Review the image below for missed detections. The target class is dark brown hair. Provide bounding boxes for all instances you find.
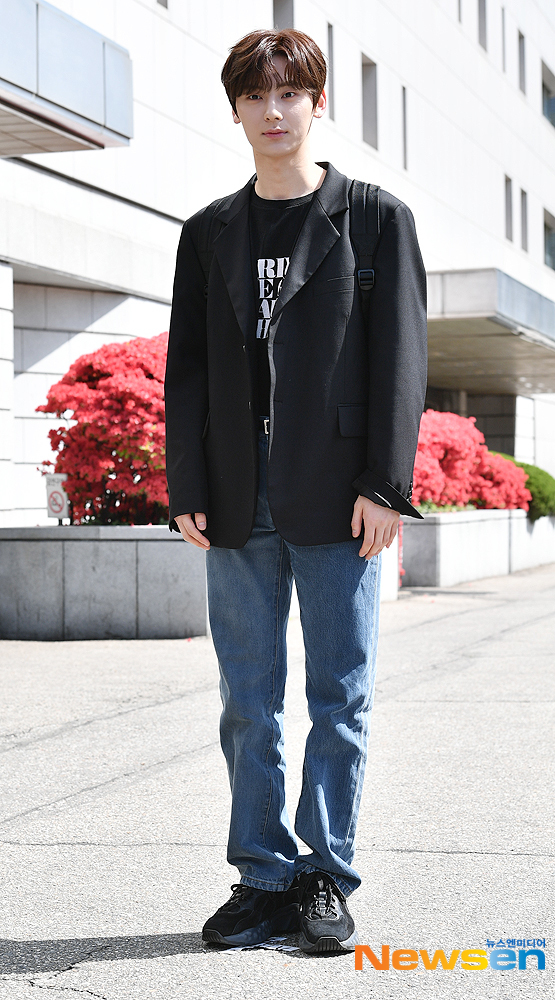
[221,29,327,113]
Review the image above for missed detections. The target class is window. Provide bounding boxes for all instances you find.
[545,210,555,269]
[362,56,377,148]
[327,24,335,121]
[402,86,407,169]
[521,190,528,251]
[478,0,487,50]
[505,176,513,241]
[273,0,294,29]
[501,8,506,71]
[542,62,555,127]
[518,32,526,93]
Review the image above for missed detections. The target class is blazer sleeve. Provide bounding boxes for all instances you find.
[164,221,209,528]
[352,200,427,519]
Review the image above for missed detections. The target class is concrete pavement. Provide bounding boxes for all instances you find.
[0,562,554,999]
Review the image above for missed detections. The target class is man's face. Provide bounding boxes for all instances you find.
[233,54,325,158]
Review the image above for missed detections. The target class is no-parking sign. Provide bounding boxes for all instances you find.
[46,474,69,519]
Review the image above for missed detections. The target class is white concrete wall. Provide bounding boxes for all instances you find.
[0,265,15,523]
[514,394,536,464]
[9,285,170,527]
[533,393,555,477]
[10,0,555,302]
[514,393,555,476]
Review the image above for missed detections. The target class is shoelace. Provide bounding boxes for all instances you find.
[305,878,342,921]
[221,884,254,911]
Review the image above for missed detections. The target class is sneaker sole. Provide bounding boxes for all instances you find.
[298,929,360,954]
[202,903,299,947]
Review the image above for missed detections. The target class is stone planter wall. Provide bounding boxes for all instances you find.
[0,526,207,641]
[509,510,555,573]
[402,509,555,588]
[0,523,399,642]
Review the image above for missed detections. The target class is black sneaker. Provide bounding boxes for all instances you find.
[298,870,359,953]
[202,883,301,947]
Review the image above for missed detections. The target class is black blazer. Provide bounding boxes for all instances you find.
[165,162,427,548]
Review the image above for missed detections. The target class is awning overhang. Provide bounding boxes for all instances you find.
[0,0,133,156]
[427,268,555,394]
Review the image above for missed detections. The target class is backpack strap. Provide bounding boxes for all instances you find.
[349,179,380,319]
[196,197,227,298]
[198,182,381,307]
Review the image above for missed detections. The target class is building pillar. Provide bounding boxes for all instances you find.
[514,396,535,465]
[466,394,516,454]
[0,264,14,527]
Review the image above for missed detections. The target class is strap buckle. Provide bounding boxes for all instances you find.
[263,418,270,435]
[357,268,375,291]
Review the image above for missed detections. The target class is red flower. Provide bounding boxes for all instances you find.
[412,410,531,510]
[37,333,169,524]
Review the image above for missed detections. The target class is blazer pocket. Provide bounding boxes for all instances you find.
[201,411,210,439]
[338,404,368,437]
[313,275,355,296]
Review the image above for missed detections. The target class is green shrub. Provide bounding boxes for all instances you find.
[492,454,555,522]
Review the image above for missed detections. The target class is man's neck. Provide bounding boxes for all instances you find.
[253,153,326,200]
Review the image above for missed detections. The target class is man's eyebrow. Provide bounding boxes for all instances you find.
[242,78,302,94]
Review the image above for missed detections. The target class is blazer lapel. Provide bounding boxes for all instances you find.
[272,201,339,319]
[210,163,351,336]
[212,178,255,343]
[272,162,350,320]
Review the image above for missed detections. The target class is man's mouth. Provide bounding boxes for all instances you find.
[264,129,287,135]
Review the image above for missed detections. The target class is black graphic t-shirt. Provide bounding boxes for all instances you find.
[249,188,314,417]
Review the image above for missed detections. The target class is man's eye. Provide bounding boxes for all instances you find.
[247,94,261,100]
[282,91,296,98]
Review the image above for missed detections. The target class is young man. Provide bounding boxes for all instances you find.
[165,28,427,953]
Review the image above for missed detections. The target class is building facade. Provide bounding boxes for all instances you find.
[1,0,555,525]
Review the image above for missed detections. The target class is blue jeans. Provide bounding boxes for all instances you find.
[205,433,381,896]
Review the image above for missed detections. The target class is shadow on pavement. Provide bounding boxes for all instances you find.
[0,932,206,974]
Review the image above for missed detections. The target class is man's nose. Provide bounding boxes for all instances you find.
[264,100,282,121]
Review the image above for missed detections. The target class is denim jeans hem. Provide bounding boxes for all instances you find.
[295,862,354,898]
[239,875,292,892]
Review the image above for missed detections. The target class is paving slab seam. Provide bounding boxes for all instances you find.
[0,685,220,757]
[355,847,555,857]
[389,585,555,635]
[377,608,555,696]
[396,698,555,703]
[391,607,555,661]
[0,740,220,827]
[0,840,227,848]
[0,842,551,856]
[380,599,510,637]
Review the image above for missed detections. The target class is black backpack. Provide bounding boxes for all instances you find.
[196,179,380,321]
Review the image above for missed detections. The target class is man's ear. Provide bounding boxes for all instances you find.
[232,109,241,124]
[313,89,327,119]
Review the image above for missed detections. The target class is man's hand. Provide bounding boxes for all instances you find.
[174,513,210,550]
[351,495,400,559]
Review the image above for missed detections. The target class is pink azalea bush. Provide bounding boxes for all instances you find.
[412,410,531,510]
[37,333,169,524]
[38,339,531,525]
